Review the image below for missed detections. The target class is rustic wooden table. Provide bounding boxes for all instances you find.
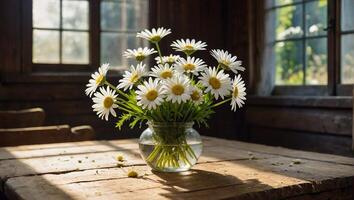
[0,136,353,200]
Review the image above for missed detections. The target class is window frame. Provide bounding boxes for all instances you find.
[259,0,353,96]
[22,0,149,74]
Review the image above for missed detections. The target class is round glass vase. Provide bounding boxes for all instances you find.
[138,122,203,172]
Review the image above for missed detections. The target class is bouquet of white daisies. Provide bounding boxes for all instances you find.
[85,27,246,127]
[85,27,246,170]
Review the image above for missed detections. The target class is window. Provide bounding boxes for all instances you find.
[32,0,89,64]
[30,0,149,70]
[263,0,354,95]
[266,0,328,85]
[341,0,354,84]
[100,0,148,69]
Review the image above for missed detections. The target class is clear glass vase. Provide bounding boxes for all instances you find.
[138,122,203,172]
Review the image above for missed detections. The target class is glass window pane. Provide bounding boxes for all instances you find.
[306,38,327,85]
[305,0,327,36]
[62,0,89,30]
[341,0,354,31]
[62,31,89,64]
[101,2,123,31]
[276,5,303,40]
[266,0,302,8]
[33,30,60,63]
[101,33,125,67]
[33,0,60,28]
[125,0,149,30]
[341,34,354,84]
[275,41,304,85]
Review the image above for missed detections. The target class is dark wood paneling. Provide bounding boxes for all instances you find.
[248,96,352,109]
[0,0,21,74]
[249,127,353,156]
[246,106,352,136]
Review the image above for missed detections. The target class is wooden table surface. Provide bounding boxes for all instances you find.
[0,136,354,200]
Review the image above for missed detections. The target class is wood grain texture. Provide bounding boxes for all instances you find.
[0,108,45,128]
[246,106,352,136]
[0,125,96,147]
[0,137,353,200]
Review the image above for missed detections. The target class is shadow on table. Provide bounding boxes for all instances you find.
[150,169,270,199]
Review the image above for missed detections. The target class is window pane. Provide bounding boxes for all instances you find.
[275,41,304,85]
[341,34,354,84]
[101,33,125,67]
[276,5,303,40]
[305,0,327,36]
[62,0,89,30]
[265,0,302,8]
[62,31,89,64]
[33,0,60,28]
[341,0,354,31]
[33,30,60,63]
[125,0,149,30]
[101,2,123,31]
[306,38,327,85]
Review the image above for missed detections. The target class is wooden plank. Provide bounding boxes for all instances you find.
[203,136,354,166]
[352,89,354,152]
[0,125,72,147]
[0,145,274,181]
[246,106,352,136]
[0,141,138,160]
[0,107,45,128]
[247,96,353,109]
[4,156,354,200]
[0,139,136,153]
[0,0,21,74]
[248,127,353,156]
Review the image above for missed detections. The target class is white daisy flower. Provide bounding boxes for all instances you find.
[155,54,180,65]
[230,74,246,111]
[150,63,175,80]
[123,47,157,62]
[136,78,165,110]
[199,67,232,100]
[85,63,110,97]
[137,27,171,43]
[175,56,207,75]
[190,86,204,105]
[171,39,207,55]
[117,63,148,91]
[92,86,118,121]
[210,49,245,74]
[162,75,192,104]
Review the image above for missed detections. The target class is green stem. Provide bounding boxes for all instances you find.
[216,63,221,71]
[212,98,231,108]
[154,42,164,64]
[104,81,129,99]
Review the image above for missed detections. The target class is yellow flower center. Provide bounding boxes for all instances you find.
[184,63,195,71]
[146,90,158,101]
[233,87,239,97]
[220,60,231,69]
[184,45,194,50]
[96,75,105,85]
[167,58,175,63]
[191,90,201,101]
[209,77,221,89]
[160,70,173,79]
[130,73,139,83]
[103,97,114,108]
[171,84,185,95]
[136,53,145,61]
[150,35,161,43]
